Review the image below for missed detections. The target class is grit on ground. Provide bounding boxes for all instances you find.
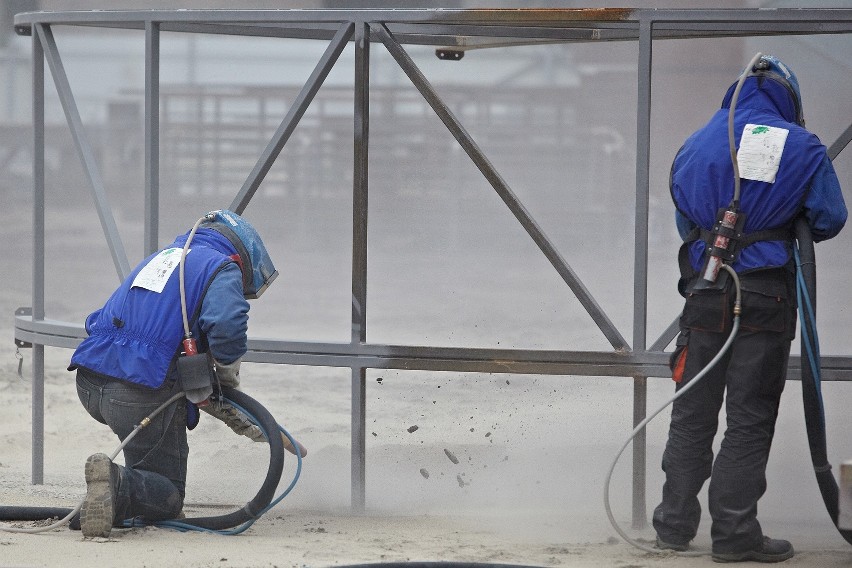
[1,204,851,566]
[1,347,851,567]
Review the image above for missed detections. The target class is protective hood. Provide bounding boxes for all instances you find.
[721,54,804,126]
[198,210,278,299]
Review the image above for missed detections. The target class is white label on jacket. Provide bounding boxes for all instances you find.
[131,247,186,293]
[737,124,789,183]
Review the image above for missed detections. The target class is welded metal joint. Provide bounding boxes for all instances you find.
[14,308,32,349]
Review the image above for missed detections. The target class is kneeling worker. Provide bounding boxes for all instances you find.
[69,209,306,537]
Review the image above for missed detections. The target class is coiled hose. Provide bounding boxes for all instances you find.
[169,386,285,531]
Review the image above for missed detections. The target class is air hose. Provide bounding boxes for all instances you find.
[147,390,303,536]
[793,218,852,546]
[605,52,754,556]
[606,224,852,555]
[0,386,296,535]
[0,391,184,534]
[604,264,741,556]
[160,385,285,531]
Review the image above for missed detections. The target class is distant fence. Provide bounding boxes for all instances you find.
[156,84,628,199]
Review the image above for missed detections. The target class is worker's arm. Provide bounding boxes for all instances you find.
[803,154,847,242]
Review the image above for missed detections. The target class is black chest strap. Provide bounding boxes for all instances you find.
[678,224,792,292]
[684,225,792,250]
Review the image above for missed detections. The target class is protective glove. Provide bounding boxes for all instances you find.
[213,357,241,389]
[208,356,308,456]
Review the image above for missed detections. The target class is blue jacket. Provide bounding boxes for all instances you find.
[672,75,846,273]
[69,229,250,389]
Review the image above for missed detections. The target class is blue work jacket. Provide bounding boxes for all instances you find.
[69,229,250,389]
[672,76,846,273]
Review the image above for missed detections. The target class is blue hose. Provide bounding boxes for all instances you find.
[146,398,303,535]
[794,245,826,425]
[123,392,302,535]
[793,218,852,545]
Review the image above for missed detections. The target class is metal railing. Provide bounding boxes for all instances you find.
[12,8,852,528]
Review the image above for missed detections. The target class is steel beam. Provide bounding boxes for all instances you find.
[30,29,45,486]
[350,21,370,513]
[16,313,852,381]
[373,22,629,351]
[230,21,355,214]
[828,122,852,162]
[35,24,131,281]
[628,16,654,529]
[144,21,160,255]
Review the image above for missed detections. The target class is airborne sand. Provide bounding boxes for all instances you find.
[1,205,850,567]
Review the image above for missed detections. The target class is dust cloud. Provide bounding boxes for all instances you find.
[1,10,850,561]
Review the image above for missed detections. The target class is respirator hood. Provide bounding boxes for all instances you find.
[723,54,804,126]
[199,210,278,299]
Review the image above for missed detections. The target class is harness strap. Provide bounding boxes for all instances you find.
[678,224,793,291]
[697,226,792,247]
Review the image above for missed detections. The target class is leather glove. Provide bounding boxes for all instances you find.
[207,357,308,455]
[213,357,241,389]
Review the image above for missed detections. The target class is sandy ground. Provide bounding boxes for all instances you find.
[2,9,852,567]
[2,200,852,567]
[1,353,851,568]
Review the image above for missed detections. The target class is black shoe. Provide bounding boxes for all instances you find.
[712,536,794,563]
[80,453,120,538]
[655,536,689,552]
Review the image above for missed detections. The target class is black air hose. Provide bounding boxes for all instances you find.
[0,386,284,532]
[0,507,74,522]
[794,217,852,545]
[175,385,284,530]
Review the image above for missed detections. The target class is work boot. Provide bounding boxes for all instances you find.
[655,536,690,552]
[712,536,794,563]
[80,453,120,538]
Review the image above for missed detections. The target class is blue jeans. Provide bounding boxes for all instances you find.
[76,369,188,524]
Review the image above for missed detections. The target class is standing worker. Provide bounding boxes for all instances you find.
[68,209,305,538]
[653,55,846,563]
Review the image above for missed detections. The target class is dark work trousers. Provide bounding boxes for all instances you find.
[652,268,796,554]
[76,368,188,525]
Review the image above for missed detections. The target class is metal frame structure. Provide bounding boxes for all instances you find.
[12,8,852,527]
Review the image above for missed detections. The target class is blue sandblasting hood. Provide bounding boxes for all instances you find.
[199,209,278,299]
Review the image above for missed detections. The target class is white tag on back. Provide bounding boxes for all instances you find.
[737,124,789,183]
[131,247,185,293]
